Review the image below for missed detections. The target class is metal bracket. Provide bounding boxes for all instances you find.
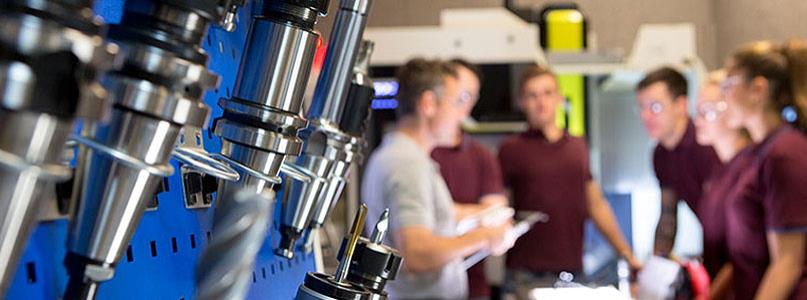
[173,127,240,182]
[0,148,72,181]
[213,154,282,185]
[180,166,213,209]
[280,161,328,184]
[69,135,174,177]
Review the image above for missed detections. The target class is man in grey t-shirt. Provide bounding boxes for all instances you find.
[361,58,513,299]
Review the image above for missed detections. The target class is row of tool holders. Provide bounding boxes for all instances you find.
[0,0,402,299]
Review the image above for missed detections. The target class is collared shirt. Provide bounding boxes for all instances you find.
[432,134,504,298]
[361,131,467,299]
[698,146,753,278]
[726,125,807,299]
[653,119,721,215]
[499,129,592,273]
[432,134,504,204]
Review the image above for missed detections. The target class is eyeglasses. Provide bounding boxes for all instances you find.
[637,100,665,115]
[720,75,744,95]
[456,90,478,107]
[697,101,728,122]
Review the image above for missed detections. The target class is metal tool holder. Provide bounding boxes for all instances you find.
[295,205,371,300]
[307,39,376,241]
[64,0,232,297]
[277,0,374,259]
[3,1,323,299]
[0,0,119,297]
[296,206,401,300]
[337,209,402,300]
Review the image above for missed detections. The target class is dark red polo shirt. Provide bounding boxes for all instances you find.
[432,134,504,204]
[698,146,753,278]
[726,125,807,300]
[653,120,721,215]
[432,134,504,298]
[498,129,592,273]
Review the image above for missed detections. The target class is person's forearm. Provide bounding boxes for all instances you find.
[399,228,490,273]
[654,189,678,256]
[653,221,675,256]
[442,228,491,260]
[754,258,802,300]
[453,203,481,222]
[756,232,807,300]
[454,197,505,223]
[709,264,733,300]
[479,194,507,208]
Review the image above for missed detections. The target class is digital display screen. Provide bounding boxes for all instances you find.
[371,78,399,110]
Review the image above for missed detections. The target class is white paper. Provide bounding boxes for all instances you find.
[636,256,681,300]
[530,286,630,300]
[455,206,514,235]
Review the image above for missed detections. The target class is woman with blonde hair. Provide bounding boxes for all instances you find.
[693,70,753,299]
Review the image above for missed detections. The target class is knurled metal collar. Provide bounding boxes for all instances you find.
[266,0,327,21]
[214,119,304,155]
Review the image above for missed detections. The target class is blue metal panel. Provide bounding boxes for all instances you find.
[5,1,316,299]
[5,221,69,300]
[582,192,632,285]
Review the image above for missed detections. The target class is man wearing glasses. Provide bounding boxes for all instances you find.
[431,59,508,300]
[635,67,721,258]
[362,58,514,299]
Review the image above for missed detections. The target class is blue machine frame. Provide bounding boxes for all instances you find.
[5,1,316,299]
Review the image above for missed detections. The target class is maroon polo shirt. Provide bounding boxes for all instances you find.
[432,134,504,204]
[698,146,753,278]
[432,134,504,298]
[726,125,807,300]
[499,129,592,273]
[653,120,721,215]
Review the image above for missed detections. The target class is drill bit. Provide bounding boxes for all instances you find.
[370,209,389,244]
[335,203,367,283]
[195,189,272,300]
